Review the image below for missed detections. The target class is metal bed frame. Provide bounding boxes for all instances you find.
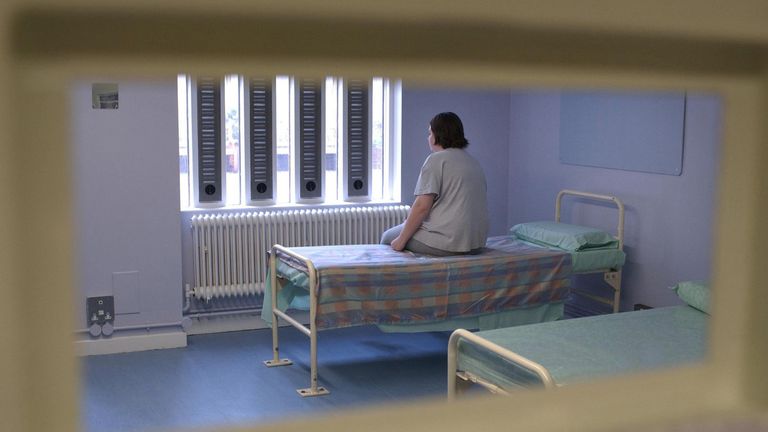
[445,190,625,400]
[447,306,707,400]
[447,328,555,400]
[554,189,625,314]
[263,189,624,397]
[263,244,329,397]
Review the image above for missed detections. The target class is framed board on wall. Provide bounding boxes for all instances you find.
[559,91,686,176]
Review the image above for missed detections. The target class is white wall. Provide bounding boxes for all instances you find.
[71,79,185,351]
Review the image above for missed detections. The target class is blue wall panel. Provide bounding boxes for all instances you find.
[559,91,686,176]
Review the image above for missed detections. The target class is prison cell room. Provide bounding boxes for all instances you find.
[73,79,720,432]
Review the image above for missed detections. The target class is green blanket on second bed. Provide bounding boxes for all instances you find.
[457,305,707,389]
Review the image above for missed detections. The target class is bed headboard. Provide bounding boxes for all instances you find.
[555,190,625,249]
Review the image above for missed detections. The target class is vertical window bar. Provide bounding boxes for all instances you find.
[276,76,292,204]
[324,77,340,202]
[246,77,275,202]
[295,78,324,201]
[371,78,383,200]
[388,79,403,203]
[344,79,371,200]
[178,74,191,209]
[381,78,391,201]
[196,77,223,204]
[224,75,241,206]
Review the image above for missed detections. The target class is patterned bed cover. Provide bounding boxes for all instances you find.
[265,236,572,329]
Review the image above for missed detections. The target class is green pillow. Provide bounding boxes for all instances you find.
[510,221,618,252]
[671,280,710,314]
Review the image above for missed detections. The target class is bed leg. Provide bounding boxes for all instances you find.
[604,270,622,313]
[296,327,329,397]
[296,263,329,397]
[264,250,292,368]
[447,329,469,401]
[263,317,293,367]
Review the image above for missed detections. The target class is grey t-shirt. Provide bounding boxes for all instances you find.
[411,148,489,252]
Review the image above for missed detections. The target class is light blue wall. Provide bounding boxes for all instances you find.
[71,79,183,336]
[71,81,720,342]
[507,90,720,310]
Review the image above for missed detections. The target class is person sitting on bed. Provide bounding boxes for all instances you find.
[381,111,489,256]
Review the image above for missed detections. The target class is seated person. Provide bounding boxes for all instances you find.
[381,112,488,256]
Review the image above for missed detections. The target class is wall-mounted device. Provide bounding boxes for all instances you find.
[86,296,115,337]
[92,83,119,109]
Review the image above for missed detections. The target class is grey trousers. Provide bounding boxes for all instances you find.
[380,223,480,257]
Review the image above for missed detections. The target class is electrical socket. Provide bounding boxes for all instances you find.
[86,296,115,326]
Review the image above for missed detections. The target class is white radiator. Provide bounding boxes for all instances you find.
[190,205,409,300]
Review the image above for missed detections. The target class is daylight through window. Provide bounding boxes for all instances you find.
[178,75,402,209]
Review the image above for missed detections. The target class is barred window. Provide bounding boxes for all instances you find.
[178,75,401,209]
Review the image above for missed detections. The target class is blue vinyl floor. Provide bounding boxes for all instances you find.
[81,326,451,432]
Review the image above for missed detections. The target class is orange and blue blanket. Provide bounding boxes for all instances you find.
[265,236,572,329]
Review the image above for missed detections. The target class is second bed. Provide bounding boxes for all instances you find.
[447,281,710,398]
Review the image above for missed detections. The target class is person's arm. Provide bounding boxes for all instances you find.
[391,193,435,251]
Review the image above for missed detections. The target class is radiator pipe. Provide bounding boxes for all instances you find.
[182,283,193,313]
[184,308,263,320]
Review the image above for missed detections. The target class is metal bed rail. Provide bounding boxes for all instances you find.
[263,244,330,397]
[447,329,555,401]
[555,189,625,249]
[555,189,625,313]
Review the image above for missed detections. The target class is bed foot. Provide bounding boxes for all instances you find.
[264,358,293,367]
[603,271,620,291]
[603,270,622,313]
[297,386,330,397]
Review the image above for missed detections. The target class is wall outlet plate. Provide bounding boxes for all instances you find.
[86,296,115,325]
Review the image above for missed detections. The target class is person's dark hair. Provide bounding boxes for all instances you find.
[429,112,469,149]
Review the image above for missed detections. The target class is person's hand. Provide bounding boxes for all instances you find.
[391,236,407,251]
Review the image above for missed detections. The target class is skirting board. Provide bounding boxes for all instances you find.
[75,312,311,354]
[75,331,187,356]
